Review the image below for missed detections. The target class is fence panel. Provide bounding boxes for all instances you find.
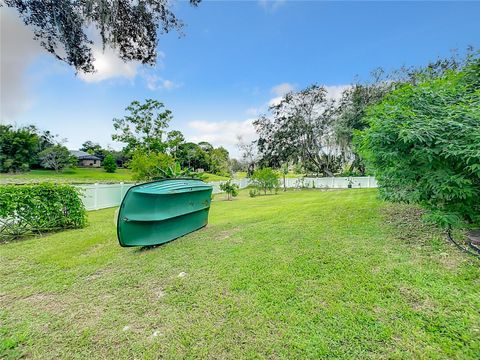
[76,177,378,211]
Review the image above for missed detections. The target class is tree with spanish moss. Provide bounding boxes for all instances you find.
[3,0,201,73]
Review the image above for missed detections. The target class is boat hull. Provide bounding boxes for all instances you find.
[117,179,213,247]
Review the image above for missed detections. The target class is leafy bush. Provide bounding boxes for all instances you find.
[129,150,203,181]
[102,154,117,173]
[356,58,480,227]
[219,180,239,200]
[129,151,175,180]
[250,168,280,195]
[0,183,87,241]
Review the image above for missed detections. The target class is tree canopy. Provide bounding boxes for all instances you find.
[4,0,201,73]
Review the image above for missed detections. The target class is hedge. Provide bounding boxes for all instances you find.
[0,183,87,241]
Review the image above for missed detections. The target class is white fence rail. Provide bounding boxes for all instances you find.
[76,176,377,211]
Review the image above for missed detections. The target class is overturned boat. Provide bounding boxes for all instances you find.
[117,179,213,247]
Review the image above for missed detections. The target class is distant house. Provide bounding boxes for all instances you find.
[70,150,101,167]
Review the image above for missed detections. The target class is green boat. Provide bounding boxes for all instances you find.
[117,179,213,247]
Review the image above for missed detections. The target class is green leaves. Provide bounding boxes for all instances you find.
[112,99,173,154]
[250,168,280,195]
[219,180,239,200]
[102,154,117,173]
[0,183,87,241]
[356,58,480,227]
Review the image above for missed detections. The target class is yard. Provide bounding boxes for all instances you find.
[1,189,479,359]
[0,168,230,184]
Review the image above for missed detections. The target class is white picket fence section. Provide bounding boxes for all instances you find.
[76,176,377,211]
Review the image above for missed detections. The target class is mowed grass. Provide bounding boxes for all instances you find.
[0,168,229,184]
[1,189,479,359]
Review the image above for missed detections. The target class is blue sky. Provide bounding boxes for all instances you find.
[1,1,479,157]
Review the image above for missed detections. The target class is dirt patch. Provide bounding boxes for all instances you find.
[213,227,240,241]
[398,286,436,313]
[383,204,443,244]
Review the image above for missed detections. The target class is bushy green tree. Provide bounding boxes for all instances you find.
[80,141,108,160]
[176,142,209,170]
[250,168,280,195]
[356,58,480,226]
[112,99,173,154]
[0,125,40,173]
[38,145,75,172]
[209,147,231,176]
[219,180,239,200]
[102,154,117,173]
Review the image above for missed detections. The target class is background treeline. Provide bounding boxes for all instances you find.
[0,100,239,177]
[246,49,479,226]
[251,49,478,178]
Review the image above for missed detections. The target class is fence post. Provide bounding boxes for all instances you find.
[94,183,99,210]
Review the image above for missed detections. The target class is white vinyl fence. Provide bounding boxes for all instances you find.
[76,176,377,211]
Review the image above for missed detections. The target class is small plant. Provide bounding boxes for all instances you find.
[250,168,279,195]
[219,180,239,200]
[347,178,354,188]
[249,188,258,197]
[102,154,117,173]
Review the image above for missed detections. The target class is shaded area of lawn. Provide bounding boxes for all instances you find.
[0,168,229,184]
[1,189,479,359]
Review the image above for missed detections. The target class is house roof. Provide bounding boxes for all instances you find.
[69,150,101,160]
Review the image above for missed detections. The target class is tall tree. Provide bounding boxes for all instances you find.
[3,0,201,73]
[112,99,172,154]
[254,85,338,176]
[38,144,74,172]
[236,135,257,176]
[80,140,107,160]
[0,125,40,173]
[209,147,230,176]
[176,142,209,171]
[166,130,185,156]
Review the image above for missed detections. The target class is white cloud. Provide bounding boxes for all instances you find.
[258,0,286,12]
[268,96,283,107]
[271,82,295,96]
[185,119,257,156]
[144,73,181,91]
[0,8,44,122]
[324,84,351,101]
[266,82,296,108]
[78,46,139,83]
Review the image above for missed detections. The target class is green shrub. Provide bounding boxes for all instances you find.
[102,154,117,173]
[356,58,480,227]
[219,180,239,200]
[0,183,87,241]
[250,168,280,195]
[129,150,202,181]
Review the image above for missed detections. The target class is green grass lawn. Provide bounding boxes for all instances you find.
[1,189,479,359]
[0,168,229,184]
